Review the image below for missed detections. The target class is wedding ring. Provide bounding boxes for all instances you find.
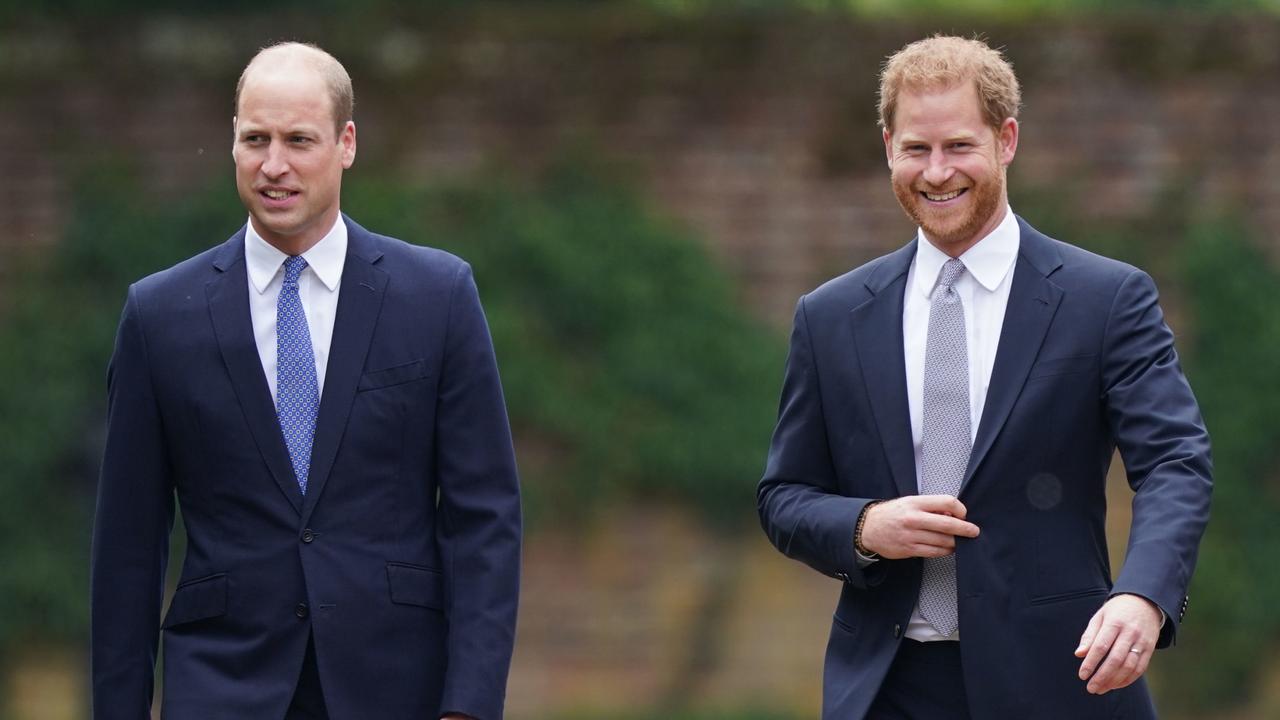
[1129,647,1143,654]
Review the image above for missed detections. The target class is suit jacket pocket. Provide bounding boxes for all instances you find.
[386,561,444,610]
[1028,585,1110,606]
[358,359,429,392]
[831,612,858,636]
[161,572,228,629]
[1026,354,1097,381]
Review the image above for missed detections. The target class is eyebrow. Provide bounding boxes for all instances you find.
[896,132,982,146]
[237,125,322,138]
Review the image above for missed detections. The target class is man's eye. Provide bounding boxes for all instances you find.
[290,136,312,144]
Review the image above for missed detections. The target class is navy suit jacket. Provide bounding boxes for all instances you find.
[757,218,1211,719]
[91,216,522,719]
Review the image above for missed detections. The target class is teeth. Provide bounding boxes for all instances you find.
[924,189,962,202]
[264,189,292,200]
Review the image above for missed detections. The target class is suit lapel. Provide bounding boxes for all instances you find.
[206,231,303,515]
[850,241,919,498]
[961,219,1064,493]
[300,217,388,524]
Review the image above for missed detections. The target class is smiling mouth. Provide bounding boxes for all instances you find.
[922,188,966,202]
[261,189,297,200]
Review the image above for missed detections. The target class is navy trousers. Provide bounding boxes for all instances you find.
[866,639,973,720]
[285,634,329,720]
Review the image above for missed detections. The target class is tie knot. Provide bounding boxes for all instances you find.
[936,258,966,292]
[282,256,308,285]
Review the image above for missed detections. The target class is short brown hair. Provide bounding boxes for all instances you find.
[235,41,354,139]
[878,35,1020,134]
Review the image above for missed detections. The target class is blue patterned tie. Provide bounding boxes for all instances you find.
[918,258,971,637]
[276,256,319,494]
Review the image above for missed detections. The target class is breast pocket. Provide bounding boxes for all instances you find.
[342,361,433,483]
[357,359,430,392]
[1026,354,1097,382]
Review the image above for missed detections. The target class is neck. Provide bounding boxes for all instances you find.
[252,211,340,256]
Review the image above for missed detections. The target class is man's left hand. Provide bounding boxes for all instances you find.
[1074,593,1162,694]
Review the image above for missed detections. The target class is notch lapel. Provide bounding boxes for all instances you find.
[300,218,388,524]
[850,242,918,499]
[961,220,1064,493]
[206,232,303,515]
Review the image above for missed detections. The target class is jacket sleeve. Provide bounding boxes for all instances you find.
[757,295,886,590]
[434,263,522,720]
[1102,269,1212,648]
[90,284,176,718]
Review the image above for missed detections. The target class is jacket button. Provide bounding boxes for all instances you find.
[301,529,315,543]
[893,624,902,638]
[295,603,309,619]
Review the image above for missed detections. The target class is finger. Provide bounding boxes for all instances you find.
[1075,608,1104,659]
[1087,629,1139,694]
[1086,642,1128,694]
[913,494,968,518]
[1111,644,1146,691]
[915,514,981,538]
[909,542,956,558]
[1121,641,1153,690]
[906,529,965,553]
[1078,622,1118,680]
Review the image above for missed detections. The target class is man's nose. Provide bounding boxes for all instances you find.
[261,141,290,178]
[922,149,954,187]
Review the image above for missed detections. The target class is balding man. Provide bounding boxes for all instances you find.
[91,42,521,720]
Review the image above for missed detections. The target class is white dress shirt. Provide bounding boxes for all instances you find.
[244,216,346,406]
[901,206,1020,641]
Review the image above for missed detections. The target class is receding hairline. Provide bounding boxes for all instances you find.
[234,42,354,136]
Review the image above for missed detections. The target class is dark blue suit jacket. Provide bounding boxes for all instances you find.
[91,216,522,719]
[757,218,1211,719]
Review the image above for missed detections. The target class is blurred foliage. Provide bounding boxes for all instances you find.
[639,0,1280,15]
[0,163,225,661]
[0,152,781,670]
[10,0,1280,22]
[346,155,783,531]
[1154,220,1280,715]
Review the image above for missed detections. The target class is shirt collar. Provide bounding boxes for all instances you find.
[912,205,1020,298]
[244,214,348,294]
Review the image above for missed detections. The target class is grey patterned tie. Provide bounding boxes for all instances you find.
[918,258,971,637]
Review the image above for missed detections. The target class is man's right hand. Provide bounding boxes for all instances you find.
[859,495,980,559]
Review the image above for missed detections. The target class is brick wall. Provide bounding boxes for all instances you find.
[5,13,1278,325]
[2,10,1274,717]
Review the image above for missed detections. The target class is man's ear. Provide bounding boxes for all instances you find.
[340,121,357,169]
[883,128,894,169]
[998,117,1019,166]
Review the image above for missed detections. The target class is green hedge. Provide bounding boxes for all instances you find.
[345,156,782,530]
[1153,220,1280,715]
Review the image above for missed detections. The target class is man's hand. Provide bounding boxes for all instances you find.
[1074,594,1163,694]
[858,495,980,560]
